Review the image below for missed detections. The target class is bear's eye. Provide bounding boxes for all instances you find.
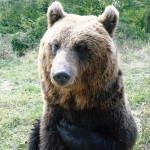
[75,43,87,53]
[74,42,89,60]
[51,44,60,56]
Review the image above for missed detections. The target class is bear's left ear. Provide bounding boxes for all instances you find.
[47,1,66,28]
[98,5,119,37]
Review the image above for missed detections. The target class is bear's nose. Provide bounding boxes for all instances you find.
[53,72,71,85]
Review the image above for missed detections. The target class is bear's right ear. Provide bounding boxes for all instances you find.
[47,1,66,28]
[98,5,119,37]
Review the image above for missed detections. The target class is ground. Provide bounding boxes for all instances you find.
[0,37,149,150]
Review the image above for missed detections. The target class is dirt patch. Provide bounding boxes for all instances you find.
[0,81,14,91]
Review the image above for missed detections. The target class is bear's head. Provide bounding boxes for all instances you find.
[39,1,119,109]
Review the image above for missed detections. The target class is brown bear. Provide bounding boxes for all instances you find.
[29,1,137,150]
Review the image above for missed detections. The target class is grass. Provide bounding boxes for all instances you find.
[0,51,42,149]
[117,39,150,150]
[0,39,150,150]
[118,39,150,106]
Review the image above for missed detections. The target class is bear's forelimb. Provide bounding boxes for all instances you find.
[57,121,105,150]
[28,119,40,150]
[57,121,132,150]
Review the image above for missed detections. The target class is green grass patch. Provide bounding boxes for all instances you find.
[0,40,149,150]
[119,40,150,106]
[0,51,42,150]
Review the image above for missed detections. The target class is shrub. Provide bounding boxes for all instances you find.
[0,0,149,56]
[11,37,29,56]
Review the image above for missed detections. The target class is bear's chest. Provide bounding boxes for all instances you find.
[58,107,116,134]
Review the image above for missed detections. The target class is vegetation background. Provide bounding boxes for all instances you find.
[0,0,149,150]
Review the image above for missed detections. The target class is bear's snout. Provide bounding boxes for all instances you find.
[53,72,71,86]
[50,51,77,87]
[51,67,75,87]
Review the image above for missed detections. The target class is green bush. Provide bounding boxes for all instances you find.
[0,0,149,56]
[10,14,47,57]
[0,0,43,34]
[27,15,47,47]
[11,36,29,56]
[117,22,148,40]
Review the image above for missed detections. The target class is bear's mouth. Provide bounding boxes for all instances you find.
[51,78,75,88]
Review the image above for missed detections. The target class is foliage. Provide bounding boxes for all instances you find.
[27,14,47,47]
[11,37,28,56]
[116,0,148,39]
[0,0,149,56]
